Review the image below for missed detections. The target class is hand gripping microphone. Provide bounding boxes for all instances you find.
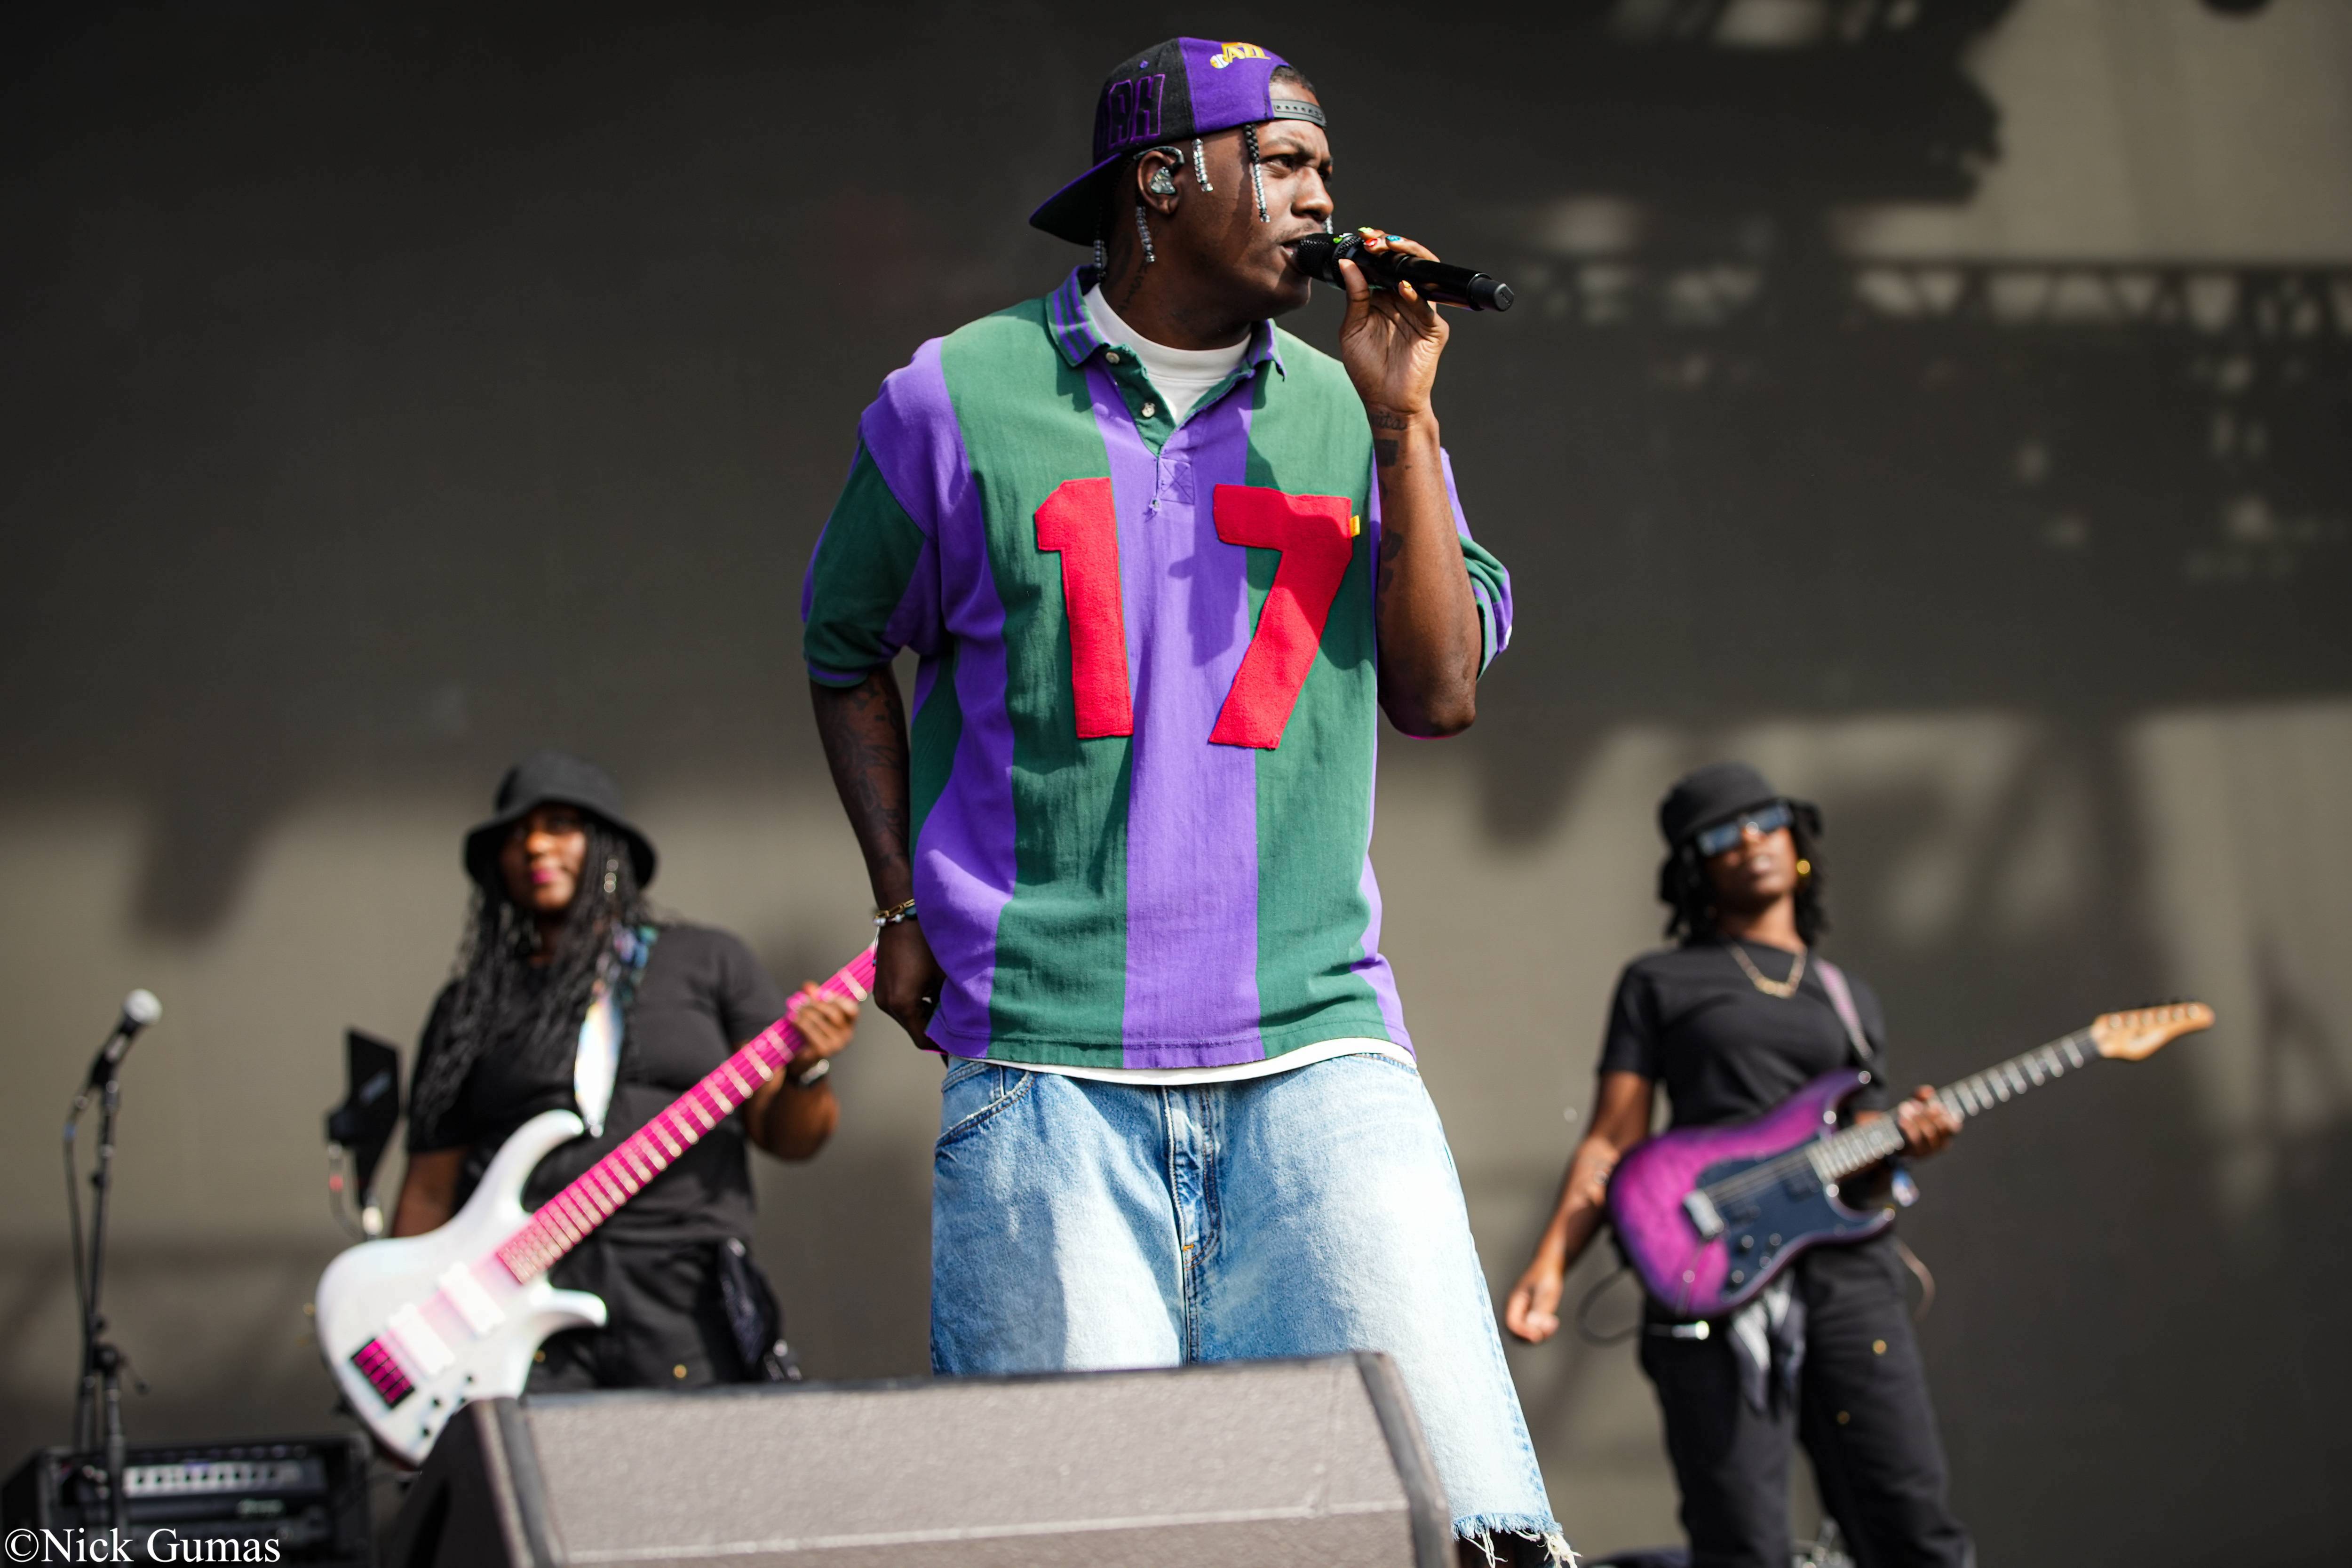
[82,988,161,1095]
[1292,231,1515,312]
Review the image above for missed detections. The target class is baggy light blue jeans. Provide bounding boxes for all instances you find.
[930,1050,1567,1560]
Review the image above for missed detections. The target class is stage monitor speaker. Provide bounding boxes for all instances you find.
[385,1353,1450,1568]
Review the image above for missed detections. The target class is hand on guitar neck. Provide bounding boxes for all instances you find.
[1865,1085,1963,1159]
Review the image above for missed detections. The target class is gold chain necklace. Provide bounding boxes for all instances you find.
[1728,939,1807,999]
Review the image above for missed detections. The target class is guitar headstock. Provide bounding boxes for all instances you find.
[2090,1001,2214,1061]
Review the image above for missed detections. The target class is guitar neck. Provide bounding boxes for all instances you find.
[1811,1027,2101,1182]
[493,946,877,1281]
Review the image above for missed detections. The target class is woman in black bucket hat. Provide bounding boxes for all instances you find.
[389,749,859,1389]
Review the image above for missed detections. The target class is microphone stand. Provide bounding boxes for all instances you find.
[66,1066,135,1536]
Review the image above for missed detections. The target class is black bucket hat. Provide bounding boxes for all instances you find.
[463,749,657,893]
[1658,761,1818,849]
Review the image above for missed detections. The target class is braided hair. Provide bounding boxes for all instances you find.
[1658,804,1828,947]
[411,818,654,1130]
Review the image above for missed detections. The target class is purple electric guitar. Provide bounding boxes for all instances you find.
[1607,1002,2213,1318]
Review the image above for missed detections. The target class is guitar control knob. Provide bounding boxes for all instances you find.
[1738,1236,1755,1251]
[1768,1234,1782,1247]
[1729,1270,1745,1285]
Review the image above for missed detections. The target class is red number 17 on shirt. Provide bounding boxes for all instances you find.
[1034,479,1358,750]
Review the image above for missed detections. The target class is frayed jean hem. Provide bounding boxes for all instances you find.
[1457,1512,1576,1567]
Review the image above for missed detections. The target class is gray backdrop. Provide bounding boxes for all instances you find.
[3,2,2347,1562]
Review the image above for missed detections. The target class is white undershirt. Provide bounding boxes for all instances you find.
[1084,284,1250,424]
[997,1036,1417,1088]
[991,292,1403,1089]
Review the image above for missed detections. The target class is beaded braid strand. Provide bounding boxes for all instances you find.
[1192,137,1214,193]
[1242,125,1269,221]
[1133,202,1156,265]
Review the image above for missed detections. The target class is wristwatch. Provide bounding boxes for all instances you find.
[786,1057,832,1089]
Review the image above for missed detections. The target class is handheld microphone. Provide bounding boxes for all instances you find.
[82,989,161,1093]
[1292,231,1515,312]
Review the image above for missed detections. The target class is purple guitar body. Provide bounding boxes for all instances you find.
[1606,1069,1891,1319]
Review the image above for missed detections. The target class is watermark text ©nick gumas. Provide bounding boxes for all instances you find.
[6,1530,282,1564]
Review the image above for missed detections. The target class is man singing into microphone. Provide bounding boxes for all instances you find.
[801,40,1562,1563]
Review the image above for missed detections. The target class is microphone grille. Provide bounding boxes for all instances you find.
[123,989,162,1027]
[1290,232,1341,282]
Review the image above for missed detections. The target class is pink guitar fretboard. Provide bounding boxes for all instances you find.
[493,946,876,1282]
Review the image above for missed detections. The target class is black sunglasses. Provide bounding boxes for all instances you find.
[1692,801,1794,858]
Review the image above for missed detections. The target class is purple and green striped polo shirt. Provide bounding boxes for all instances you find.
[802,267,1512,1071]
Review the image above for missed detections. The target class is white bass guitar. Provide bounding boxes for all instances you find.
[314,947,874,1464]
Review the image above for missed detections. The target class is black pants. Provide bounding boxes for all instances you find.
[527,1237,751,1393]
[1637,1238,1970,1568]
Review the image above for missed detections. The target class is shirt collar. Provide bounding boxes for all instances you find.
[1046,266,1285,379]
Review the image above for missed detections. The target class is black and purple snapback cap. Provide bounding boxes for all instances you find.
[1029,37,1324,245]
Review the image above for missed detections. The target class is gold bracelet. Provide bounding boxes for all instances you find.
[873,897,918,928]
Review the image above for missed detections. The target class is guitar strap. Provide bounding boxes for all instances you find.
[1814,957,1877,1068]
[573,923,658,1137]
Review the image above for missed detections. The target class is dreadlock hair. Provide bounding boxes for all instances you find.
[412,818,655,1131]
[1658,803,1828,948]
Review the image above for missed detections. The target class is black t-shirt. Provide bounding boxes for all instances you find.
[407,923,791,1243]
[1598,940,1892,1129]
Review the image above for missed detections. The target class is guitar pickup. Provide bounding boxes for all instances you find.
[350,1339,414,1408]
[1682,1189,1726,1239]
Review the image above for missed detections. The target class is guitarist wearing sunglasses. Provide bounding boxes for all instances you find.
[1503,763,1969,1568]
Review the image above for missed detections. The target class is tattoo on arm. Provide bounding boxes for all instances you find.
[811,672,913,895]
[1375,521,1406,597]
